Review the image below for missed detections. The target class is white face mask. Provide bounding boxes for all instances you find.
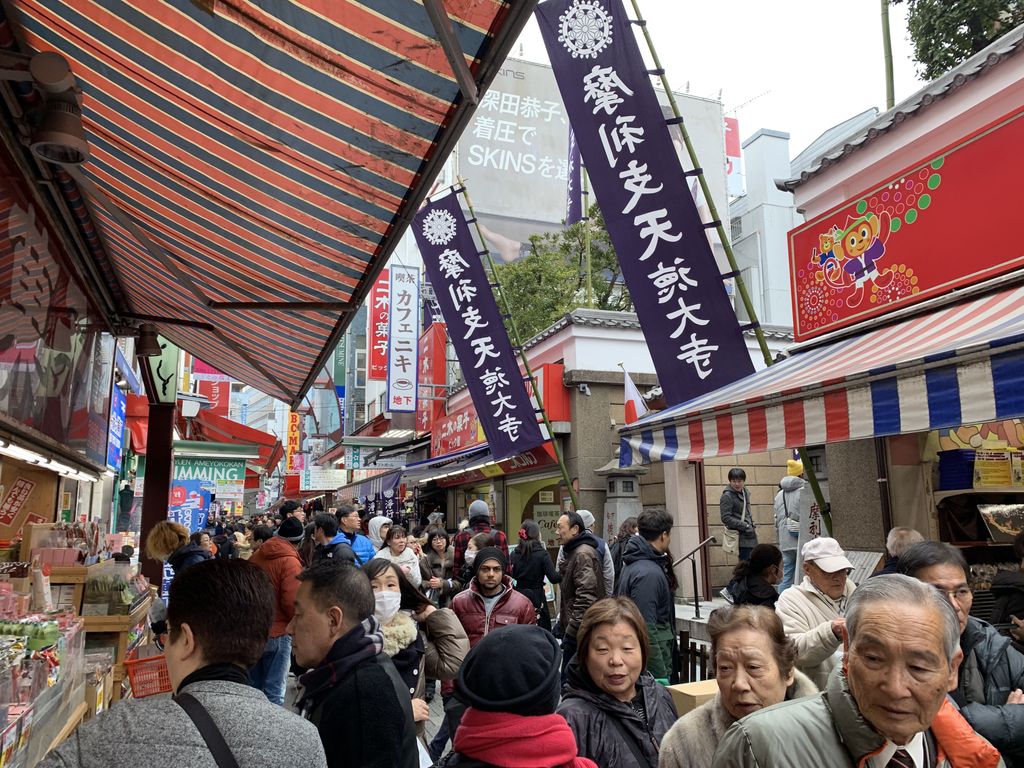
[374,591,402,624]
[465,550,477,565]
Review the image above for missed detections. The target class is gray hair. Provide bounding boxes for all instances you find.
[846,574,960,665]
[885,527,924,558]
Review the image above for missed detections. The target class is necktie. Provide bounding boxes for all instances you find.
[886,748,914,768]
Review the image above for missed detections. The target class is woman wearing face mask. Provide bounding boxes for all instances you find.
[373,525,424,589]
[362,559,469,739]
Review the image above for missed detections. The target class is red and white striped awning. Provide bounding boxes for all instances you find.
[620,285,1024,464]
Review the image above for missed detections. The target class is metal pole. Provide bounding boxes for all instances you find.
[582,167,594,308]
[629,0,829,516]
[458,177,580,510]
[881,0,895,110]
[691,556,701,619]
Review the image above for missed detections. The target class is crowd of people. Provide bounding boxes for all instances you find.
[38,477,1024,768]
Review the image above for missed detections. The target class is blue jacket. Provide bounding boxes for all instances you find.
[339,530,376,565]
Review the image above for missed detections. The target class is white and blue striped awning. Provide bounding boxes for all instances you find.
[620,285,1024,465]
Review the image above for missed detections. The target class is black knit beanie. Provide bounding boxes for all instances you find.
[473,546,507,577]
[457,624,562,716]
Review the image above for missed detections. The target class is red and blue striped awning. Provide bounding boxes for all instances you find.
[2,0,531,406]
[620,285,1024,464]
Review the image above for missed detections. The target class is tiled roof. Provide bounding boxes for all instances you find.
[779,23,1024,192]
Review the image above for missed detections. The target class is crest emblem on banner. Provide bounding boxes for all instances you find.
[558,0,613,59]
[422,209,458,246]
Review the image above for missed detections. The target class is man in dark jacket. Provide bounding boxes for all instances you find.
[452,499,508,572]
[557,512,607,680]
[615,509,674,681]
[289,560,417,768]
[311,513,356,564]
[720,467,757,561]
[900,541,1024,767]
[248,516,304,705]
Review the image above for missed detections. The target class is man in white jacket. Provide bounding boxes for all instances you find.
[775,537,857,690]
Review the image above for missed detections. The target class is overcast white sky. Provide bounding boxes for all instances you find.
[513,1,925,157]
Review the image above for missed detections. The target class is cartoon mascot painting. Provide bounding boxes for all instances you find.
[815,210,893,308]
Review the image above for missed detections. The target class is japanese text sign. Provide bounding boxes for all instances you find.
[0,478,35,527]
[431,402,484,456]
[566,129,582,225]
[417,323,448,436]
[788,107,1024,341]
[367,269,390,380]
[413,194,545,461]
[106,385,126,471]
[538,0,754,406]
[386,264,421,413]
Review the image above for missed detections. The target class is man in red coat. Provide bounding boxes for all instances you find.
[248,515,304,704]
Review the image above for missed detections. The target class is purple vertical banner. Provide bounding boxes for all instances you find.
[537,0,754,405]
[386,264,421,413]
[566,129,582,225]
[413,193,546,461]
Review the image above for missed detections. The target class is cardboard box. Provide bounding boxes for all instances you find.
[667,679,719,715]
[974,450,1012,488]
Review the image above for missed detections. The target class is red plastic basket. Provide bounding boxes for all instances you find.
[124,652,172,698]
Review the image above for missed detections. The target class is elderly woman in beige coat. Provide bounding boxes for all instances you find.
[659,605,818,768]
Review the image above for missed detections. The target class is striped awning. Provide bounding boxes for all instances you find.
[3,0,532,406]
[620,286,1024,465]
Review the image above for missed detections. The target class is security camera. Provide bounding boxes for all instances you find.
[577,383,591,396]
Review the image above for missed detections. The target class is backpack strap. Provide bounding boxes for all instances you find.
[174,693,241,768]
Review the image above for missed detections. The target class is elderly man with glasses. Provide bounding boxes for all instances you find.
[898,541,1024,767]
[775,537,858,689]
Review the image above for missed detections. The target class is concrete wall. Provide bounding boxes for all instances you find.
[826,439,886,550]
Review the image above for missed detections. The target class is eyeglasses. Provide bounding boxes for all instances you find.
[933,586,972,603]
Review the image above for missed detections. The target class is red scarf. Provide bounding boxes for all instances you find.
[453,708,598,768]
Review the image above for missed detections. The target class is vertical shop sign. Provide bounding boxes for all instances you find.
[538,0,754,406]
[197,379,230,418]
[0,478,35,526]
[417,323,448,436]
[333,336,347,434]
[413,194,545,461]
[367,270,390,380]
[106,385,127,471]
[285,411,302,474]
[386,265,421,413]
[724,117,744,198]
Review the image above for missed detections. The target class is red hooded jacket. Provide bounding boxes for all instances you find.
[249,536,302,637]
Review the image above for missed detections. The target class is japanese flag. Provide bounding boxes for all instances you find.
[624,370,649,425]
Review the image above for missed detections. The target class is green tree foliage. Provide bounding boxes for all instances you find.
[893,0,1023,80]
[494,204,632,340]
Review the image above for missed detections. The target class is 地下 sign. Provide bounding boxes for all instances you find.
[386,265,420,413]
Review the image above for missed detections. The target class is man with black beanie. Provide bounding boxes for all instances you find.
[436,625,596,768]
[439,547,537,759]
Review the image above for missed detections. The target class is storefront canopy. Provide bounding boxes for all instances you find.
[190,410,283,475]
[620,285,1024,465]
[3,0,534,407]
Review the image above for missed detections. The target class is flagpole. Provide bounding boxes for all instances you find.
[458,177,581,511]
[627,0,829,530]
[583,166,594,309]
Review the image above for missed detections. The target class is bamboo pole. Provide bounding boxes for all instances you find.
[458,178,581,511]
[583,167,594,308]
[881,0,895,110]
[628,0,831,531]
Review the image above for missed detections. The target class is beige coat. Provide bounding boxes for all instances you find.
[659,671,818,768]
[774,576,856,690]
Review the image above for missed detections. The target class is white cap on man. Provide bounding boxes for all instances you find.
[802,537,853,572]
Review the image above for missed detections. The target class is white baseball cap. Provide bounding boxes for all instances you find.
[801,537,853,573]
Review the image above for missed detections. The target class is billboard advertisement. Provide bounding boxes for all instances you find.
[788,107,1024,342]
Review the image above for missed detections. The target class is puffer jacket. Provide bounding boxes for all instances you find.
[775,575,856,690]
[425,547,461,606]
[558,659,678,768]
[772,476,804,553]
[615,536,674,680]
[658,670,818,768]
[720,487,757,548]
[955,617,1024,766]
[710,669,1004,768]
[449,575,537,646]
[559,533,607,638]
[248,536,302,637]
[167,543,211,577]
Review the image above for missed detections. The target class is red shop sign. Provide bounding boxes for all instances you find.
[416,323,447,437]
[367,270,389,380]
[431,402,483,456]
[788,107,1024,342]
